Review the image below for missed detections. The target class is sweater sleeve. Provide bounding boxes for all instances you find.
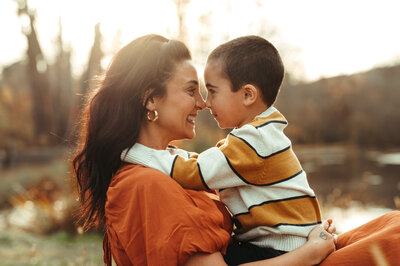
[121,138,252,190]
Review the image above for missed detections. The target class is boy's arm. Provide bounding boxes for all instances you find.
[121,141,248,191]
[121,143,209,190]
[121,143,179,179]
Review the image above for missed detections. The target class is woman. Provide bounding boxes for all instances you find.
[72,34,335,265]
[72,34,399,265]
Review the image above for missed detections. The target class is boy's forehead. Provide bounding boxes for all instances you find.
[204,61,226,79]
[205,59,224,72]
[204,60,230,84]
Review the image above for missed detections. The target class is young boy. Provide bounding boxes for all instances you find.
[121,36,322,263]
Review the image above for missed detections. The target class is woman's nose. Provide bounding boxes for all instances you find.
[196,94,206,110]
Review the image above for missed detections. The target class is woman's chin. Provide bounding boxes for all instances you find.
[186,131,196,139]
[185,125,196,139]
[178,130,195,140]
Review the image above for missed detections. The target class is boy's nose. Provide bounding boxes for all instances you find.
[205,97,212,108]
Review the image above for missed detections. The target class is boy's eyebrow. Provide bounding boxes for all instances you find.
[205,83,217,88]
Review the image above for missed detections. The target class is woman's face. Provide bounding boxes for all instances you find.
[154,60,205,142]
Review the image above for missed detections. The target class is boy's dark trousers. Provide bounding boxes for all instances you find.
[223,241,287,266]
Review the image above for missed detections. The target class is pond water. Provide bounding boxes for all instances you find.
[295,145,400,232]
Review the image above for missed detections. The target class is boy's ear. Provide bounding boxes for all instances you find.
[241,84,258,106]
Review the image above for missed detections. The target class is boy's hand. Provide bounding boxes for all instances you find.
[322,218,338,244]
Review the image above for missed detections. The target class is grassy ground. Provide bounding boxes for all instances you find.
[0,156,104,265]
[0,230,103,266]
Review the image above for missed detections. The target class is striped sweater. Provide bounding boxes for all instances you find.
[121,107,321,251]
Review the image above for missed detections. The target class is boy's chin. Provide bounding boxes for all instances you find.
[216,121,234,129]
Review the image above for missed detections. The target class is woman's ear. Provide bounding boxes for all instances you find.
[241,84,258,106]
[143,88,156,110]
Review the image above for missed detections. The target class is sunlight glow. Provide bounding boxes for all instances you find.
[1,0,400,80]
[324,205,393,233]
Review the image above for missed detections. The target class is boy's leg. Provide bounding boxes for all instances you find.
[223,241,286,265]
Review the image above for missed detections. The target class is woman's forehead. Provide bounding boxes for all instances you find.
[167,60,199,86]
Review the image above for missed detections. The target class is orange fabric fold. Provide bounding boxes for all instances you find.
[321,211,400,265]
[105,164,232,266]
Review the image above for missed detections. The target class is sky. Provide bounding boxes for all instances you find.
[1,0,400,81]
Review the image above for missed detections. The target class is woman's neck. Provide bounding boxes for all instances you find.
[137,123,170,150]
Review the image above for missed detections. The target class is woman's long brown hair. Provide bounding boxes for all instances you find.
[72,34,191,231]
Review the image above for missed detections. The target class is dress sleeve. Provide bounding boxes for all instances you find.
[106,165,232,266]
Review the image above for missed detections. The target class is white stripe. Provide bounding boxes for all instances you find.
[121,143,176,176]
[220,172,315,215]
[197,147,247,189]
[168,147,191,158]
[256,106,278,118]
[121,143,152,165]
[219,188,248,214]
[236,224,317,251]
[231,123,291,157]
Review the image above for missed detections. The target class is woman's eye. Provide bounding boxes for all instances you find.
[208,89,215,95]
[187,87,196,96]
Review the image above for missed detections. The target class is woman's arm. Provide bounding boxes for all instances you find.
[184,252,227,266]
[244,225,336,266]
[185,225,336,266]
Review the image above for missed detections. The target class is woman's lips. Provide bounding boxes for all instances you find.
[187,115,196,124]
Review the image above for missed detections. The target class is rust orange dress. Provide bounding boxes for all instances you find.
[103,165,400,265]
[104,164,232,266]
[321,210,400,265]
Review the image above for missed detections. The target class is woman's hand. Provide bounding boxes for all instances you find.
[185,224,337,266]
[305,225,336,265]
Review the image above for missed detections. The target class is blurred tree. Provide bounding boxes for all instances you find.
[49,17,73,141]
[79,23,103,107]
[17,0,53,143]
[277,64,400,147]
[173,0,190,42]
[192,12,213,66]
[0,63,33,148]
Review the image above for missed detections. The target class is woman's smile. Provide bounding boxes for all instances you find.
[187,114,196,124]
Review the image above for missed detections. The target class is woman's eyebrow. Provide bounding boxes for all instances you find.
[186,80,198,85]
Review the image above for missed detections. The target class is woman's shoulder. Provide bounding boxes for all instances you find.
[110,164,179,191]
[106,164,183,214]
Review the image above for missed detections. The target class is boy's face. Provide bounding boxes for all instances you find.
[204,61,246,128]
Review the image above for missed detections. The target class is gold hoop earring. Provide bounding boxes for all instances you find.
[147,110,159,122]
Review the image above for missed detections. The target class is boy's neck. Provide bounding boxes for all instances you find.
[237,101,270,128]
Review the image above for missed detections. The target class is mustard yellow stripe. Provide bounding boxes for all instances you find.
[220,135,302,185]
[172,155,207,190]
[248,111,286,127]
[235,196,321,234]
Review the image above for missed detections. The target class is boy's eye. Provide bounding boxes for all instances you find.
[208,89,216,95]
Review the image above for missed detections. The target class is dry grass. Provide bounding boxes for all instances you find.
[0,230,103,265]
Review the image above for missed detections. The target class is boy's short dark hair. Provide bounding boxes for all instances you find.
[207,35,284,106]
